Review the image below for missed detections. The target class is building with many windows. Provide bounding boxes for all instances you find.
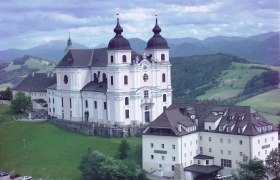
[47,15,172,125]
[142,103,278,179]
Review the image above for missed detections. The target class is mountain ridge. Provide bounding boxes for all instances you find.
[0,31,279,65]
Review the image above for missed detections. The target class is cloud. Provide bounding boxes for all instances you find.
[0,0,279,50]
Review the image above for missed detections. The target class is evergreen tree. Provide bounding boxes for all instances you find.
[119,139,129,159]
[266,148,280,180]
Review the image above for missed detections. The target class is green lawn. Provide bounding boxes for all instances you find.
[237,89,280,124]
[197,62,266,100]
[0,105,142,180]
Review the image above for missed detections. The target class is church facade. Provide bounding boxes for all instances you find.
[47,16,172,125]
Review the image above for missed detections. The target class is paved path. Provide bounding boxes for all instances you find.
[16,118,47,122]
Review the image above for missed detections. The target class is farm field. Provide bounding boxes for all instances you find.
[0,105,142,180]
[237,89,280,124]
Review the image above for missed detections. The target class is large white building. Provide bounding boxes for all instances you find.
[47,16,172,125]
[142,104,278,179]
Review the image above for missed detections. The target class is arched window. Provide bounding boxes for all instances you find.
[64,75,68,84]
[162,73,166,82]
[124,75,128,85]
[161,54,165,61]
[143,74,148,82]
[110,55,114,63]
[163,94,166,102]
[125,97,129,105]
[110,76,113,85]
[122,55,127,63]
[85,100,88,108]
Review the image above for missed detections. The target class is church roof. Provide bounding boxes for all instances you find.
[81,81,107,92]
[56,48,108,68]
[12,73,56,92]
[107,17,131,50]
[146,17,169,50]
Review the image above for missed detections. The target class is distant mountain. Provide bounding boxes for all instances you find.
[0,32,279,65]
[0,55,55,88]
[0,40,88,62]
[128,38,147,54]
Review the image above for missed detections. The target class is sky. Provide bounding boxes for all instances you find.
[0,0,279,50]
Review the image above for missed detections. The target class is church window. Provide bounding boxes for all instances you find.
[70,98,72,108]
[63,75,68,84]
[161,54,165,61]
[144,90,149,98]
[110,55,114,63]
[143,74,148,82]
[49,98,50,103]
[125,97,129,105]
[61,97,64,107]
[53,98,54,103]
[85,100,88,108]
[94,101,97,109]
[124,76,128,85]
[125,109,129,118]
[163,94,166,102]
[122,55,127,63]
[53,108,55,113]
[162,73,166,82]
[110,76,113,85]
[104,102,107,110]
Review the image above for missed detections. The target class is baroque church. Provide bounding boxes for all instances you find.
[47,15,172,125]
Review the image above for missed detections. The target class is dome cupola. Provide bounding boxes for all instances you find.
[146,15,169,49]
[108,14,131,50]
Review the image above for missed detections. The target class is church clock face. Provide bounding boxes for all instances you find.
[64,75,68,84]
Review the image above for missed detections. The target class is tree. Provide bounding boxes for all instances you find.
[237,155,267,180]
[79,149,147,180]
[10,91,32,112]
[0,87,12,100]
[119,139,129,159]
[266,148,280,180]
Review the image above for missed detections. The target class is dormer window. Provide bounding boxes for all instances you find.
[237,128,242,134]
[219,126,224,132]
[227,127,231,133]
[256,116,260,120]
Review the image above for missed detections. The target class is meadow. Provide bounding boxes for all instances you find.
[0,105,142,180]
[237,89,280,124]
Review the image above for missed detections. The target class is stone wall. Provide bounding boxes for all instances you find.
[48,119,147,138]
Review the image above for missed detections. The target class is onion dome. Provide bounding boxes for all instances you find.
[108,15,131,50]
[146,17,169,49]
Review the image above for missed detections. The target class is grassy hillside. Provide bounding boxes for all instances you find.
[237,89,280,124]
[0,55,55,90]
[171,53,251,103]
[0,105,141,180]
[197,62,268,100]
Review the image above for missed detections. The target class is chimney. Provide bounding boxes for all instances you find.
[47,72,50,77]
[32,72,35,77]
[177,123,182,132]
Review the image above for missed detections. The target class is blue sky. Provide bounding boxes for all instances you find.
[0,0,279,50]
